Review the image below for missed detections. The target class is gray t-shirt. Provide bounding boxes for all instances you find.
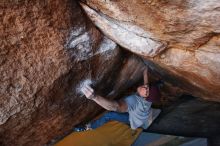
[124,94,152,130]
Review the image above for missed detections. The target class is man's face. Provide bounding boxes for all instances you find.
[137,85,149,98]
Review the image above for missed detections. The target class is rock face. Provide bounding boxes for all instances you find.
[0,1,149,145]
[1,0,220,145]
[80,3,167,58]
[81,0,220,102]
[0,0,124,145]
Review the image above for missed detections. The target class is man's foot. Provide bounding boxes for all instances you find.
[74,123,92,132]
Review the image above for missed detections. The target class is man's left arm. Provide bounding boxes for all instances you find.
[137,67,149,97]
[143,67,149,85]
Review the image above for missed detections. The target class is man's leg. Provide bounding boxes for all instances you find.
[90,111,129,129]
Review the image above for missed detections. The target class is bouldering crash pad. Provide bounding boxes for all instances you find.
[55,121,142,146]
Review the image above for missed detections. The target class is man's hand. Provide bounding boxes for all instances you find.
[81,85,95,99]
[137,85,149,97]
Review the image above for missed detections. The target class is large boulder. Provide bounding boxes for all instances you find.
[81,0,220,102]
[0,0,130,145]
[1,0,220,145]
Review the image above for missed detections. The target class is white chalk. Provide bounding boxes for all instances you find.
[76,79,94,95]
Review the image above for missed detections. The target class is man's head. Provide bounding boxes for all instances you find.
[137,85,149,98]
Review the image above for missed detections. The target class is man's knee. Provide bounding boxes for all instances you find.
[101,112,114,120]
[102,111,122,121]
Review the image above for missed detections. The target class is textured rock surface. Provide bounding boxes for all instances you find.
[0,0,128,145]
[82,0,220,102]
[80,3,167,57]
[147,96,220,137]
[1,0,220,145]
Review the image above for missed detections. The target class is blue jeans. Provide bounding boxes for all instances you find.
[91,111,130,129]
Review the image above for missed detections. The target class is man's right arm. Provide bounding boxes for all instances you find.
[92,95,128,112]
[81,85,128,113]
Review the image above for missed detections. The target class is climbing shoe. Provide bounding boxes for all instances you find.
[74,123,92,132]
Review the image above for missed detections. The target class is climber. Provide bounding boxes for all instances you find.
[75,67,162,131]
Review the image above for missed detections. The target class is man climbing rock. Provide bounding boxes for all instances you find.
[76,67,162,131]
